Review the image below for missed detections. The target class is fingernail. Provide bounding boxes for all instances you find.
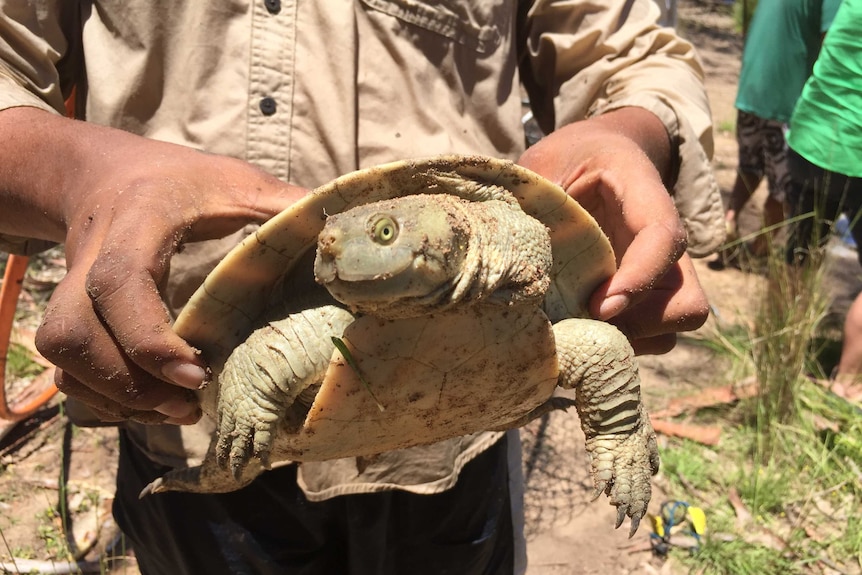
[155,396,197,419]
[598,294,630,320]
[162,361,207,389]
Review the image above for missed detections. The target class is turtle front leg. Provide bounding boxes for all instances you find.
[216,305,354,478]
[553,318,660,537]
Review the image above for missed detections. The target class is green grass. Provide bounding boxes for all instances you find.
[659,439,716,488]
[5,341,46,379]
[735,463,792,518]
[750,249,830,456]
[656,226,861,573]
[688,536,800,575]
[716,119,736,136]
[660,385,862,573]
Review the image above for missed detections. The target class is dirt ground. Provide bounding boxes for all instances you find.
[0,2,858,574]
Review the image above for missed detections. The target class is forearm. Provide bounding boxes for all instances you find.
[0,105,306,250]
[0,106,72,243]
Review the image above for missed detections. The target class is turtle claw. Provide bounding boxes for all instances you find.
[591,481,608,502]
[585,418,659,536]
[230,459,245,481]
[615,505,627,530]
[627,514,641,539]
[140,478,163,497]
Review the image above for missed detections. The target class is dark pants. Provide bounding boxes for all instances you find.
[114,431,514,575]
[785,149,862,266]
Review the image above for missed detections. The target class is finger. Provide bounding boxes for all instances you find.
[56,369,201,425]
[603,256,709,346]
[591,217,689,321]
[84,183,304,389]
[180,159,306,241]
[55,368,200,425]
[56,370,130,422]
[83,210,209,389]
[558,153,687,315]
[36,265,201,418]
[184,177,304,240]
[630,334,678,356]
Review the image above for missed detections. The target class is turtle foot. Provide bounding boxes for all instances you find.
[586,415,660,537]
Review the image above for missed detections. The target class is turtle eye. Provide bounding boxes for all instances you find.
[372,216,398,244]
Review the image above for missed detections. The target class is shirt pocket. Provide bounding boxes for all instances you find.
[357,0,510,54]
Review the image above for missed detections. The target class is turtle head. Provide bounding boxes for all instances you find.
[314,195,470,317]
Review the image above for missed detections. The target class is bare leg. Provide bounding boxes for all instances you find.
[748,194,787,257]
[833,292,862,401]
[726,170,763,235]
[711,170,763,269]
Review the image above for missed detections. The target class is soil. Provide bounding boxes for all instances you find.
[0,2,858,574]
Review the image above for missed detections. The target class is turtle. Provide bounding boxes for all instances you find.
[143,154,660,535]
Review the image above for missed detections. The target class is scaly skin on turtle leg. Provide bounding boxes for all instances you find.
[215,305,355,478]
[553,318,660,537]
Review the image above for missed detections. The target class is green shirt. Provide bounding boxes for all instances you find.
[788,0,862,177]
[735,0,841,124]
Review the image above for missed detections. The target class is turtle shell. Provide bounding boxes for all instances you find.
[173,155,615,456]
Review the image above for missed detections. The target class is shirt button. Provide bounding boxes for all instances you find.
[264,0,281,14]
[260,97,277,116]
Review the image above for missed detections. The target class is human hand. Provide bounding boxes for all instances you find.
[518,108,709,354]
[2,109,305,424]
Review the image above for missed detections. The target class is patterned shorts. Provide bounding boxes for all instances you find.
[736,110,791,203]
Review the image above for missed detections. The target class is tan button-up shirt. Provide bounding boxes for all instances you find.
[0,0,724,498]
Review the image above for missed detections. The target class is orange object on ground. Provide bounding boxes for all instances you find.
[0,254,58,421]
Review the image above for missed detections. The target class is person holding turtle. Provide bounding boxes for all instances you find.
[0,1,723,573]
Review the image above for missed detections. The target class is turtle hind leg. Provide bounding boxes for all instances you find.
[553,318,660,537]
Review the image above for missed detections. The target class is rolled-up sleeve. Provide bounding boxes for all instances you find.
[521,0,725,257]
[0,1,80,114]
